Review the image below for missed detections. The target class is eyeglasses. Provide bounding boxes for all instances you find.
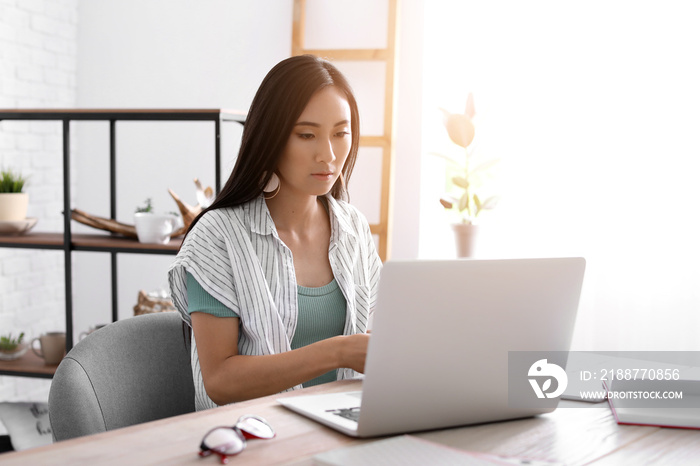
[199,414,275,464]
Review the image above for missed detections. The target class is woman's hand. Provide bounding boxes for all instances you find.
[192,312,371,404]
[335,332,370,373]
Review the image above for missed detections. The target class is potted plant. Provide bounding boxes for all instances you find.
[434,94,499,257]
[133,198,181,244]
[0,332,28,360]
[0,168,29,222]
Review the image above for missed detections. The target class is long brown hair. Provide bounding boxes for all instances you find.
[187,55,361,233]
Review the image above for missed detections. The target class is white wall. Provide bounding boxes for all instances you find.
[0,0,78,402]
[73,0,423,335]
[73,0,294,335]
[0,0,422,402]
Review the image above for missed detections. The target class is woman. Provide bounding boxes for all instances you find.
[168,55,382,411]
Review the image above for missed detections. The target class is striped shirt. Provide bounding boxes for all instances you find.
[185,271,347,387]
[168,194,382,410]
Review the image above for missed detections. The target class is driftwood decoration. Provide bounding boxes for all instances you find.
[71,209,138,238]
[70,179,212,238]
[167,188,202,230]
[71,208,191,238]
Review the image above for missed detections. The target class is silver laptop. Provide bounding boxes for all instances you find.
[277,258,586,437]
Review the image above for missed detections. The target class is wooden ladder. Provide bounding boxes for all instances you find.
[291,0,400,261]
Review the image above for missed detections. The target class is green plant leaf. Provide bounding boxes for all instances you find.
[0,169,27,193]
[0,332,24,351]
[473,194,482,212]
[451,176,470,189]
[135,198,154,213]
[458,191,470,212]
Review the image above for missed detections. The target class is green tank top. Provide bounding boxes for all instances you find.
[186,272,346,387]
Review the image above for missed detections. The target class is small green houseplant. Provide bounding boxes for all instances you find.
[134,198,180,244]
[0,332,25,353]
[0,332,29,361]
[0,169,29,221]
[135,197,154,214]
[436,94,499,224]
[0,169,27,194]
[433,94,499,257]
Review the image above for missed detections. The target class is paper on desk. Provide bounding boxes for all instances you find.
[313,435,561,466]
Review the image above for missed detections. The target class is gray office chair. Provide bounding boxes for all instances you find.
[48,312,195,441]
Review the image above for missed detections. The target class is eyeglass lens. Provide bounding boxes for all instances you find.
[200,415,275,463]
[236,415,275,439]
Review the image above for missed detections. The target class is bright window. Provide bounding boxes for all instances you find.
[421,1,700,350]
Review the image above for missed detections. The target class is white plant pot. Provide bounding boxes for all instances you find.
[452,223,478,258]
[134,213,178,244]
[0,192,29,221]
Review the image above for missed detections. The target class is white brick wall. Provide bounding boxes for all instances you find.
[0,0,78,403]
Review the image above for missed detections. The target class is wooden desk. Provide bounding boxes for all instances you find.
[2,379,699,465]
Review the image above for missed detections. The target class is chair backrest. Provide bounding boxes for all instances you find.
[49,312,195,441]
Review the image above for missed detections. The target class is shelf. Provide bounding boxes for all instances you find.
[72,233,182,254]
[0,108,241,379]
[0,232,64,250]
[0,232,182,254]
[0,351,58,379]
[0,108,246,123]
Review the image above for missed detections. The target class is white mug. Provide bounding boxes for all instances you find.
[134,213,179,244]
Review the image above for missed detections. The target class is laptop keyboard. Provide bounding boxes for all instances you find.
[327,407,361,422]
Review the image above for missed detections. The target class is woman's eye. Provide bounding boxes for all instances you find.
[335,131,350,138]
[298,133,315,140]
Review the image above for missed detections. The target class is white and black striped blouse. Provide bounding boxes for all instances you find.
[168,194,382,411]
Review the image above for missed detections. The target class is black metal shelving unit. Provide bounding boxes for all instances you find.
[0,109,245,378]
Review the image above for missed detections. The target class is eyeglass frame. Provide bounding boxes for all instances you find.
[198,414,275,464]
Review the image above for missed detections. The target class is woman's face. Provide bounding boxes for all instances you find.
[276,85,352,199]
